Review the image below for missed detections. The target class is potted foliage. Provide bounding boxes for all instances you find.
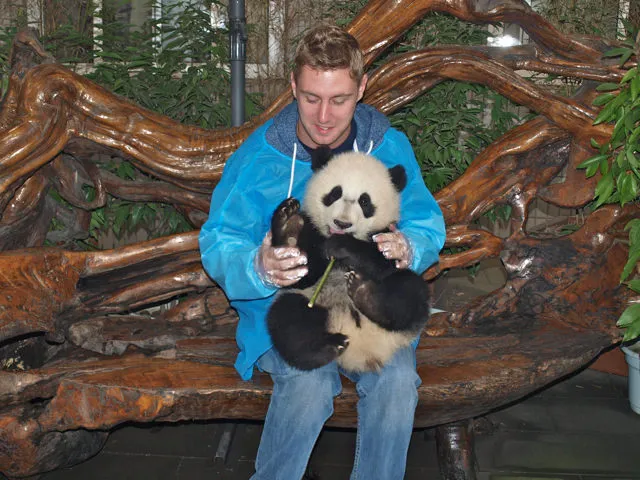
[580,25,640,411]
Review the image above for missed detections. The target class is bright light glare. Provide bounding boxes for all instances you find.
[488,34,521,47]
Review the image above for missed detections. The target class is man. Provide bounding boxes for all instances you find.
[199,24,445,479]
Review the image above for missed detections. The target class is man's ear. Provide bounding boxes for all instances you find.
[290,72,297,99]
[388,165,407,192]
[357,73,368,102]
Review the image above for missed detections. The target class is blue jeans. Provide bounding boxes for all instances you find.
[251,345,421,480]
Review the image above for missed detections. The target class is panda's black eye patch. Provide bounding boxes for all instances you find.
[359,193,376,218]
[322,186,342,206]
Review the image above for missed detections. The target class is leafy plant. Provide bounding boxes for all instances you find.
[0,25,17,98]
[578,23,640,341]
[617,218,640,341]
[1,1,263,247]
[85,0,262,128]
[381,13,523,192]
[536,0,619,38]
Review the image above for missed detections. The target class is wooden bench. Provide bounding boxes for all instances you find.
[0,205,630,478]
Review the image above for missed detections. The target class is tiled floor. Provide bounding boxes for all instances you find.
[20,366,640,480]
[8,261,639,480]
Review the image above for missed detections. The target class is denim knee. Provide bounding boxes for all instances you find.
[350,345,420,400]
[258,348,342,412]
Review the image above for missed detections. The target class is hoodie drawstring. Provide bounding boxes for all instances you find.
[286,142,298,199]
[352,139,374,154]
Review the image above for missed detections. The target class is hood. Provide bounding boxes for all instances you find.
[265,101,391,161]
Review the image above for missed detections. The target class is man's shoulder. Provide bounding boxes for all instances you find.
[242,121,271,146]
[378,127,413,153]
[231,122,272,158]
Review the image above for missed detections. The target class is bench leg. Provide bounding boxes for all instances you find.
[435,419,477,480]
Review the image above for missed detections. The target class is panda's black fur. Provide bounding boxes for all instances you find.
[266,147,430,372]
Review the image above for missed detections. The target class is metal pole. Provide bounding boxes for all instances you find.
[228,0,246,127]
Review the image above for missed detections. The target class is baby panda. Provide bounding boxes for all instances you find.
[266,147,430,372]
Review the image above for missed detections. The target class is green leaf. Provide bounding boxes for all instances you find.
[621,68,638,84]
[113,203,131,237]
[620,50,634,67]
[593,92,627,125]
[618,304,640,328]
[604,47,633,58]
[627,279,640,293]
[596,83,622,92]
[577,154,608,169]
[622,318,640,342]
[96,51,124,61]
[624,109,636,133]
[621,249,640,283]
[629,126,640,145]
[632,75,640,101]
[627,219,640,248]
[618,172,639,205]
[130,203,144,228]
[617,150,627,169]
[593,92,617,106]
[625,218,640,232]
[585,162,600,178]
[593,171,615,208]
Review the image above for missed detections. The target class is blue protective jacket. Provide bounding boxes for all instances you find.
[199,101,446,380]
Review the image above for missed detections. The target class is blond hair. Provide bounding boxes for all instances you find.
[293,25,364,83]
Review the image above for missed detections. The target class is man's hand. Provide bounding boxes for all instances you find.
[255,231,308,287]
[373,224,413,269]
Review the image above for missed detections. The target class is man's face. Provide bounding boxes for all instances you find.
[291,66,367,149]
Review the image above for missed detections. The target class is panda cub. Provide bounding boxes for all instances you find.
[267,147,430,372]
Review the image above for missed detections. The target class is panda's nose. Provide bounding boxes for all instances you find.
[334,219,352,230]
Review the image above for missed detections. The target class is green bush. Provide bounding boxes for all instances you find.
[578,23,640,341]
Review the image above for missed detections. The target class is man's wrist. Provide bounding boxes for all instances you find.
[254,249,278,288]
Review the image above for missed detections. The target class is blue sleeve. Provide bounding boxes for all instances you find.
[387,131,446,274]
[198,141,278,302]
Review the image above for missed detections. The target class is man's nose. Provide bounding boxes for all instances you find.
[318,102,330,122]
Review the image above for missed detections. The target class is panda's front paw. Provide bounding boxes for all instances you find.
[324,235,361,263]
[271,198,304,247]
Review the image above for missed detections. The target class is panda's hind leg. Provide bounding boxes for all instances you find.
[346,272,386,325]
[267,292,349,370]
[271,197,305,247]
[346,270,429,332]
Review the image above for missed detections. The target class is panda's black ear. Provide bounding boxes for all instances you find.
[389,165,407,192]
[311,146,333,171]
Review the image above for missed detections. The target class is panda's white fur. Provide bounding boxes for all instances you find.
[302,274,414,371]
[304,152,401,242]
[300,151,415,372]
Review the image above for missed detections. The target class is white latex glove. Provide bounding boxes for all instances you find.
[255,231,308,287]
[373,224,413,269]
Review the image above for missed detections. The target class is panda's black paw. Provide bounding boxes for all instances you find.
[346,271,370,301]
[295,333,349,370]
[345,271,381,321]
[271,197,304,247]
